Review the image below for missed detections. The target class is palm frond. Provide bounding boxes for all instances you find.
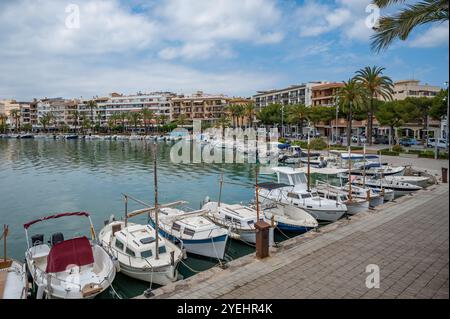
[372,0,449,52]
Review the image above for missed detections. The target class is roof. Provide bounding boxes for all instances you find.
[221,205,257,220]
[271,166,307,175]
[115,224,158,251]
[258,182,291,190]
[311,82,344,90]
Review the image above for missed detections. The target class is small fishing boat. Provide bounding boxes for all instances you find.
[315,184,369,215]
[99,220,182,285]
[64,135,78,140]
[352,177,422,198]
[24,212,116,299]
[202,201,275,245]
[150,208,229,260]
[341,183,384,208]
[350,162,405,177]
[258,167,347,222]
[261,202,318,232]
[384,175,430,188]
[1,225,28,299]
[19,134,34,139]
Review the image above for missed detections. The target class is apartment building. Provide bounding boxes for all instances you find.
[311,82,344,107]
[393,80,441,100]
[0,99,21,125]
[171,91,229,123]
[91,92,175,127]
[253,82,324,110]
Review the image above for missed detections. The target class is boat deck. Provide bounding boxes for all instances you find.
[137,183,449,299]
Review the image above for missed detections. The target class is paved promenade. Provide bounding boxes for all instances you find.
[143,183,449,299]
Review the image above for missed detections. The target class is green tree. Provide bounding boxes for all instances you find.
[214,115,231,139]
[72,110,80,134]
[128,111,142,134]
[40,113,53,133]
[256,103,282,127]
[376,100,416,145]
[22,123,33,133]
[176,114,190,127]
[286,104,309,136]
[0,114,8,133]
[371,0,449,52]
[404,97,433,144]
[10,109,21,133]
[81,116,91,135]
[244,103,255,128]
[86,100,97,131]
[228,104,245,128]
[355,66,394,145]
[141,108,154,135]
[429,89,448,120]
[338,78,367,146]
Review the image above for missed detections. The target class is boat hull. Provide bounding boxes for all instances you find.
[346,201,369,215]
[304,208,346,222]
[118,263,178,285]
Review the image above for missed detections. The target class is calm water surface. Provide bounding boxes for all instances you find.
[0,138,282,298]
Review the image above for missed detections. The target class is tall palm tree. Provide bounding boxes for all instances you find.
[286,104,309,136]
[10,109,21,133]
[128,112,142,134]
[176,114,188,127]
[72,110,80,134]
[141,108,154,135]
[354,66,394,145]
[86,100,97,131]
[244,103,255,128]
[0,114,8,133]
[228,104,244,128]
[371,0,449,52]
[338,79,366,146]
[40,113,54,133]
[215,115,231,139]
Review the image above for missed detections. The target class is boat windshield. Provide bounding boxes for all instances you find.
[141,250,153,258]
[291,173,307,185]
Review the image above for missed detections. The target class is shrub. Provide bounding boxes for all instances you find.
[418,151,449,159]
[392,144,404,153]
[309,138,328,150]
[378,149,399,156]
[278,137,287,144]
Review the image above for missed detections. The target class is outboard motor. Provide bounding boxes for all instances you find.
[31,234,44,246]
[51,232,64,246]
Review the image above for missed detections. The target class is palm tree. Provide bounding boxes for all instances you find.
[244,103,255,128]
[176,114,189,127]
[141,108,154,135]
[371,0,449,52]
[354,66,394,145]
[128,112,142,134]
[338,78,367,146]
[40,113,53,133]
[72,110,80,134]
[0,114,8,133]
[10,109,21,133]
[119,112,127,133]
[228,104,244,128]
[81,116,91,135]
[215,115,231,139]
[86,100,97,131]
[286,104,309,137]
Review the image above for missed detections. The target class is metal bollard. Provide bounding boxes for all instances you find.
[442,167,448,183]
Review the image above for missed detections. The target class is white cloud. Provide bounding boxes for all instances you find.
[409,22,449,48]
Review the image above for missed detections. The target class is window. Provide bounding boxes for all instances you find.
[291,173,307,185]
[225,215,232,222]
[287,192,299,199]
[278,173,290,185]
[172,223,181,231]
[159,246,167,255]
[141,250,153,258]
[301,193,312,199]
[126,247,136,257]
[115,240,124,251]
[183,228,195,236]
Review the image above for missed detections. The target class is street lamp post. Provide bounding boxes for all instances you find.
[281,104,284,138]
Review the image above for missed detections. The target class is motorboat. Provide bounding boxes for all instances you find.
[0,259,28,299]
[99,220,182,285]
[1,225,28,299]
[257,167,347,222]
[150,208,229,260]
[261,202,318,232]
[64,135,78,140]
[315,183,369,215]
[352,177,422,198]
[19,134,34,139]
[201,201,275,245]
[341,183,384,208]
[24,212,116,299]
[350,161,405,176]
[383,175,430,188]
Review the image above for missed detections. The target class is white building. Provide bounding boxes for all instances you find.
[252,82,325,110]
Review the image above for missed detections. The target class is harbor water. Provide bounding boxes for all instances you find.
[0,138,295,298]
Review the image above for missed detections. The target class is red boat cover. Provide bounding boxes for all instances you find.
[45,237,94,273]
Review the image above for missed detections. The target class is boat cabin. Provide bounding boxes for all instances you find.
[218,204,258,228]
[112,224,167,259]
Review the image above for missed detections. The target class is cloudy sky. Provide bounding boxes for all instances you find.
[0,0,448,100]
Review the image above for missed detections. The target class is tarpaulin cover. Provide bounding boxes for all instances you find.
[45,237,94,273]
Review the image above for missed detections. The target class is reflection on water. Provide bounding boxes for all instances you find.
[0,139,278,298]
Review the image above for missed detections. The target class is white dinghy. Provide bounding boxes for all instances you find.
[24,212,116,299]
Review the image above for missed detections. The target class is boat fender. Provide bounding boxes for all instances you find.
[182,248,188,260]
[113,258,121,272]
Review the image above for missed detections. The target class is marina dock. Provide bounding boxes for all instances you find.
[139,182,449,299]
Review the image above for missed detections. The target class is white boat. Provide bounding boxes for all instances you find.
[261,202,319,232]
[150,208,229,260]
[201,201,275,245]
[257,167,347,222]
[384,175,430,188]
[24,212,116,299]
[99,220,182,285]
[129,135,143,140]
[341,183,384,207]
[315,184,369,215]
[0,259,28,299]
[351,161,405,176]
[352,177,422,198]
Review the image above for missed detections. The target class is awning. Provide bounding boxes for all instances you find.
[24,212,90,230]
[45,237,94,273]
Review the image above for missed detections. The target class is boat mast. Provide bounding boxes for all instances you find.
[307,133,311,192]
[124,194,128,227]
[362,143,366,188]
[348,146,352,202]
[152,143,159,260]
[2,225,8,262]
[255,166,260,221]
[218,173,224,208]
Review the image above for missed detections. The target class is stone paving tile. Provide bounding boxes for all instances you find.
[144,184,449,299]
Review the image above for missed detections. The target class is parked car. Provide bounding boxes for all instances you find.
[351,135,367,143]
[374,136,390,144]
[399,138,413,147]
[427,138,447,149]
